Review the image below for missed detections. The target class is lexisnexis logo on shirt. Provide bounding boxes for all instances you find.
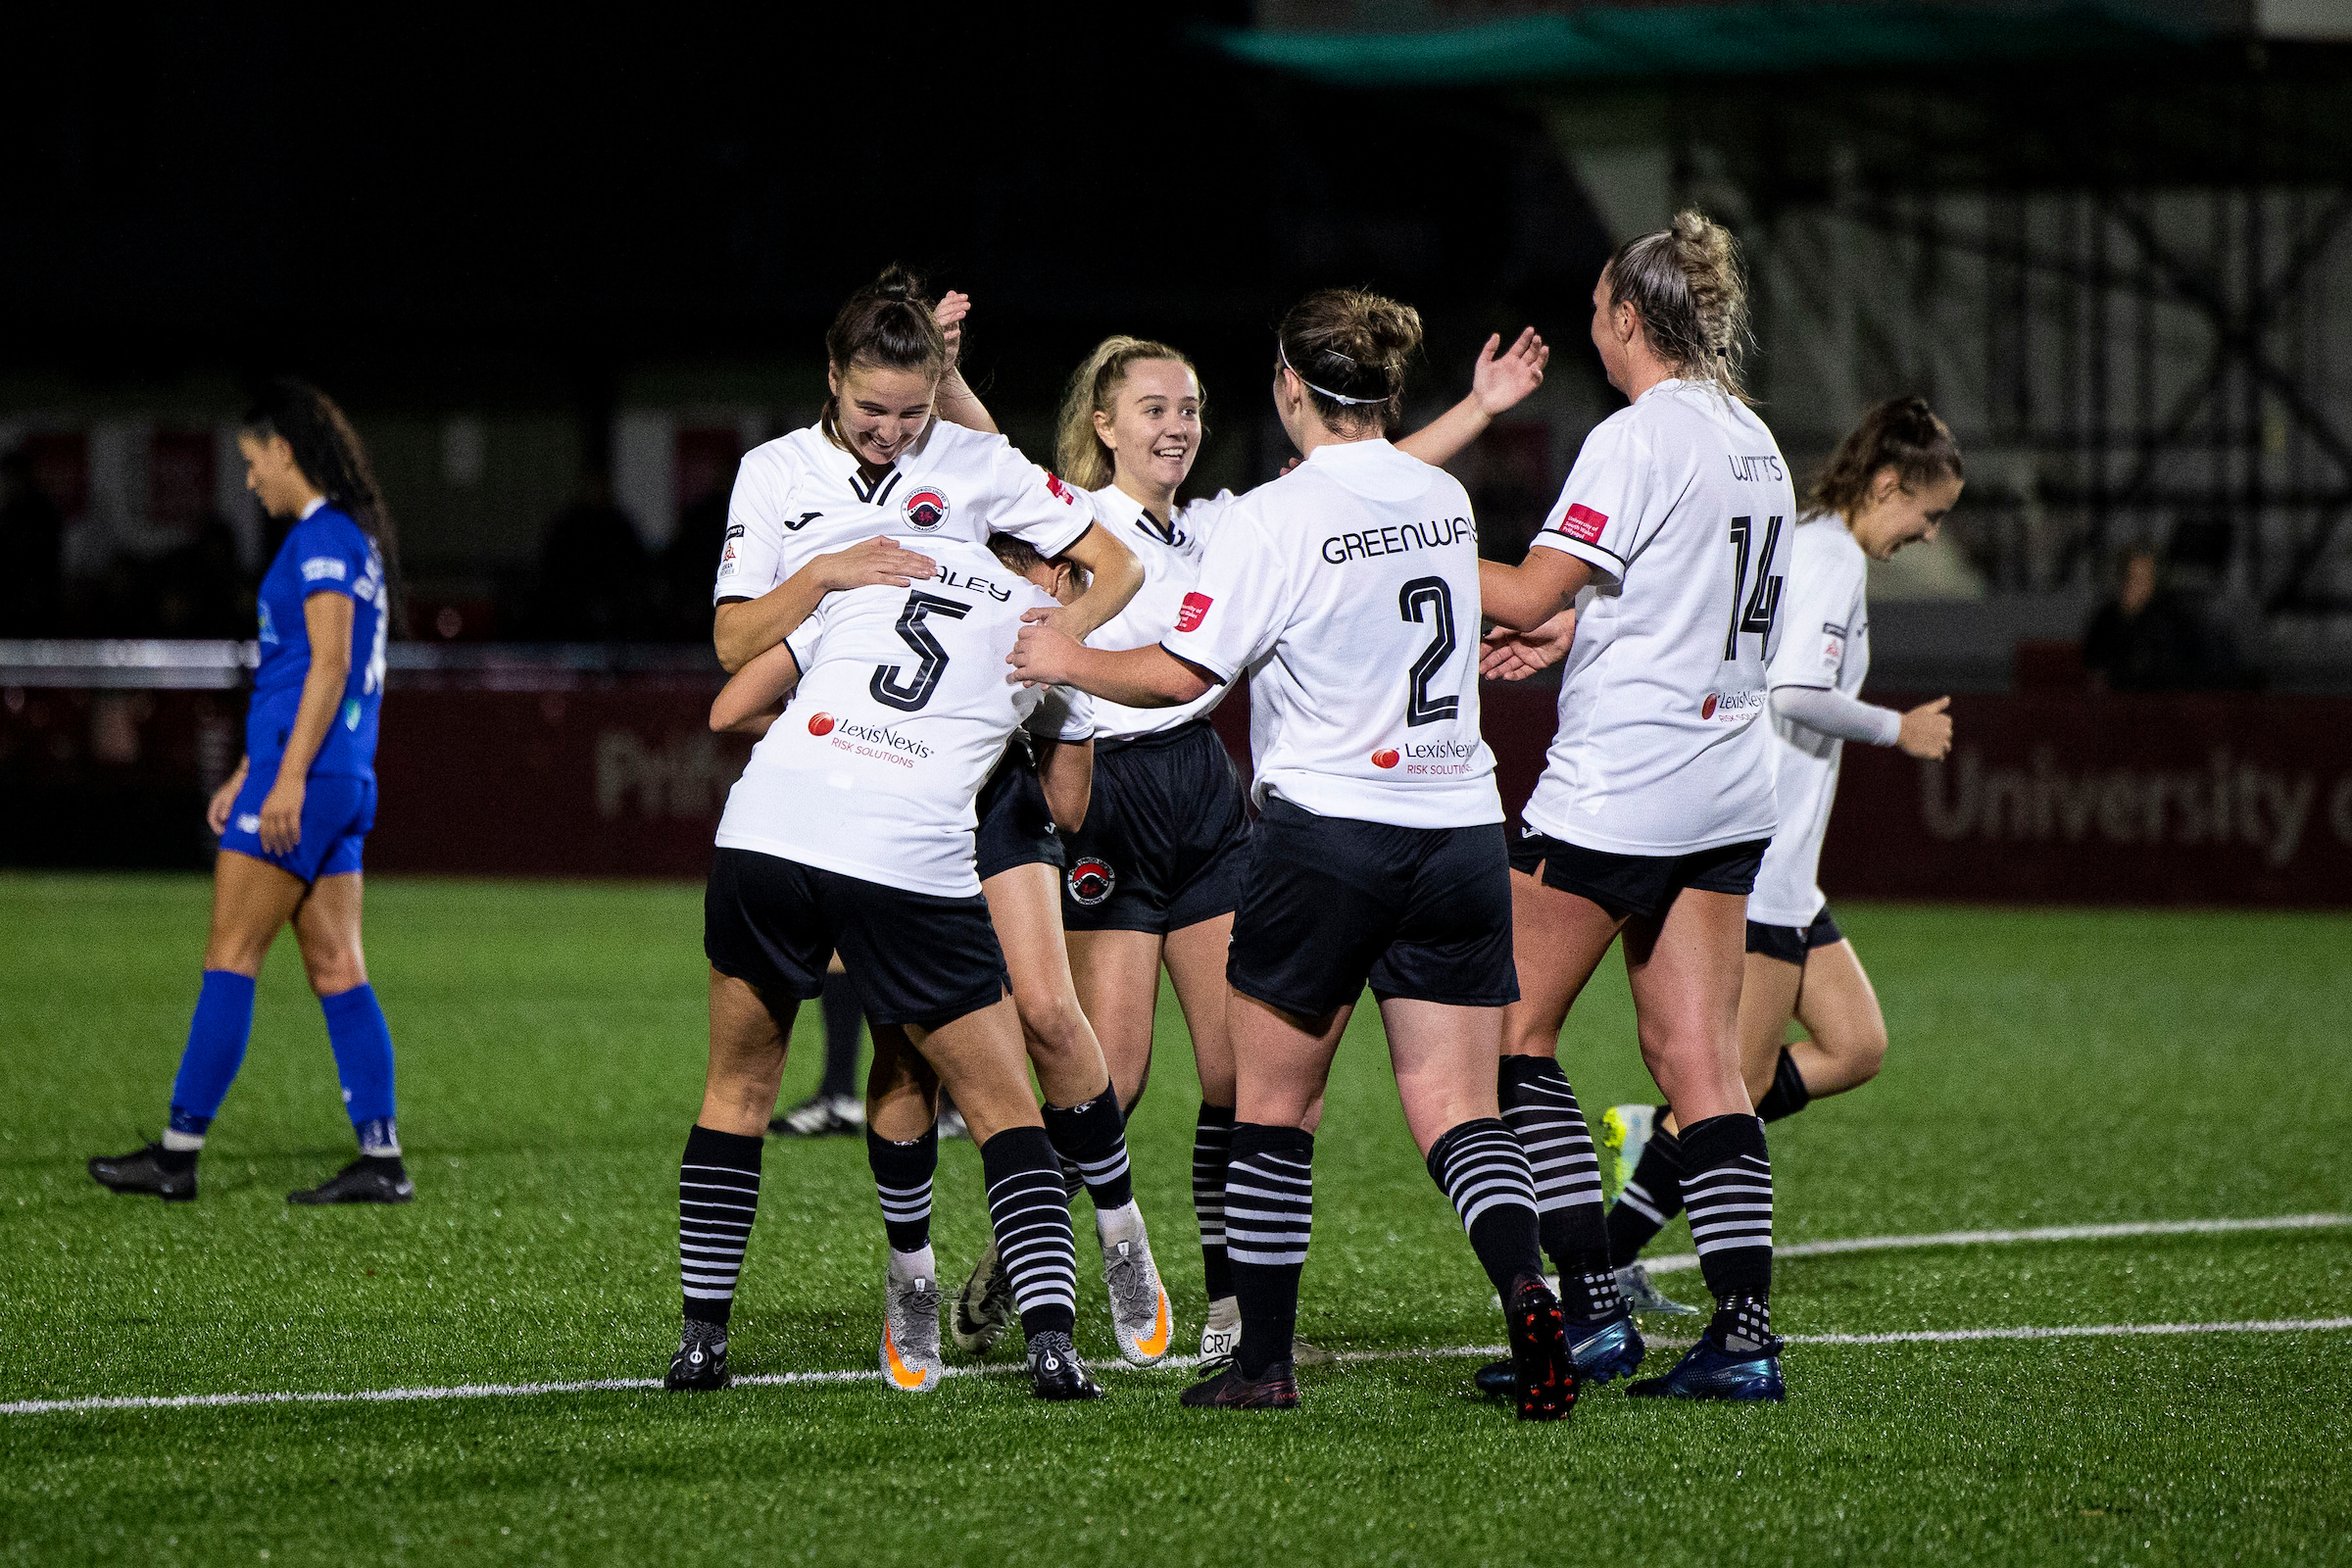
[1370,738,1478,775]
[1699,689,1765,723]
[807,711,933,763]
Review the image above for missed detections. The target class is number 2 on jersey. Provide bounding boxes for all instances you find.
[1398,576,1460,727]
[1724,515,1786,660]
[870,590,970,712]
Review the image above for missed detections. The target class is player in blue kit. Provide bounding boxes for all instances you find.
[89,380,413,1206]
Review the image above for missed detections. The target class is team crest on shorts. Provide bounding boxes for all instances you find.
[902,486,951,531]
[1066,858,1116,906]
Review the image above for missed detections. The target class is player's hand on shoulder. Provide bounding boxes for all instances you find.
[935,291,972,370]
[1897,696,1953,760]
[1008,617,1080,688]
[1472,326,1548,417]
[816,536,937,592]
[1478,607,1576,680]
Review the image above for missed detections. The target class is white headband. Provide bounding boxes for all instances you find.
[1278,340,1389,407]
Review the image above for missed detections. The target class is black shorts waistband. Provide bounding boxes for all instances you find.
[1093,716,1219,758]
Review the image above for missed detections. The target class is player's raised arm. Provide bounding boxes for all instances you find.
[1395,326,1550,468]
[930,290,1000,435]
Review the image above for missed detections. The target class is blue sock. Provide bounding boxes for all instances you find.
[319,983,398,1151]
[166,970,258,1143]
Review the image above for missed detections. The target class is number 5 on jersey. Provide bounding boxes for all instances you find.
[1725,514,1786,660]
[871,590,969,712]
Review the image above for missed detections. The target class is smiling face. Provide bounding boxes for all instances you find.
[1851,467,1965,561]
[236,430,320,518]
[827,360,940,470]
[1095,358,1201,500]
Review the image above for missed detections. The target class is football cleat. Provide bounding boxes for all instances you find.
[1502,1276,1578,1421]
[1627,1334,1787,1402]
[665,1322,730,1392]
[879,1258,944,1394]
[1026,1331,1102,1400]
[288,1156,414,1205]
[1476,1311,1648,1397]
[1618,1262,1701,1315]
[1179,1361,1299,1410]
[768,1093,863,1139]
[1100,1218,1174,1366]
[88,1142,196,1201]
[952,1241,1016,1356]
[1598,1103,1655,1197]
[1199,1298,1241,1369]
[936,1104,970,1142]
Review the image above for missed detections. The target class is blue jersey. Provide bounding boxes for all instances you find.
[248,504,386,781]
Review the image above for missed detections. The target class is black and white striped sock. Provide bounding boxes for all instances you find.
[865,1125,937,1254]
[980,1125,1079,1340]
[1605,1114,1686,1263]
[1425,1117,1546,1298]
[1193,1102,1236,1301]
[1754,1047,1813,1123]
[1498,1055,1621,1319]
[1677,1112,1775,1350]
[1041,1085,1134,1211]
[1225,1123,1313,1381]
[678,1123,762,1328]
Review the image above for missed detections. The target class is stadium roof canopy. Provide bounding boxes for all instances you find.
[1199,2,2262,86]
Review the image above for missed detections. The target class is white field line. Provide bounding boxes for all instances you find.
[5,1317,2350,1418]
[1639,1211,2352,1276]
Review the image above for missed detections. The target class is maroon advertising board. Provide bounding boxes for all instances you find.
[357,683,2352,906]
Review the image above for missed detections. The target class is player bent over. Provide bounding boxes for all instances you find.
[670,534,1105,1400]
[1600,398,1964,1307]
[1014,290,1578,1419]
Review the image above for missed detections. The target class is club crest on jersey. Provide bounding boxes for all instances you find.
[1066,858,1116,906]
[902,486,951,531]
[1175,592,1212,633]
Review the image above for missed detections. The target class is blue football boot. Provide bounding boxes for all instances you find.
[1626,1333,1786,1402]
[1474,1311,1647,1397]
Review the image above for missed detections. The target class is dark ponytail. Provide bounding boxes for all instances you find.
[821,265,950,448]
[1805,396,1965,520]
[240,378,403,631]
[1274,287,1423,433]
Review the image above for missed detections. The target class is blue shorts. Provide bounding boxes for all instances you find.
[219,771,375,883]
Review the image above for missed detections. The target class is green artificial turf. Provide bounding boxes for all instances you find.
[2,874,2348,1566]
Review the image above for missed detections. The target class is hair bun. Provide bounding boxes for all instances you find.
[870,263,924,303]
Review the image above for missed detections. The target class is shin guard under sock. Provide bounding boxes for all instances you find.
[980,1125,1079,1341]
[1424,1117,1545,1298]
[865,1125,938,1253]
[1225,1122,1313,1381]
[1754,1047,1814,1123]
[678,1124,763,1327]
[1040,1085,1134,1210]
[1677,1112,1775,1350]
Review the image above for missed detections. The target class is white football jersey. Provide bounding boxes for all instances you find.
[714,538,1095,898]
[1160,439,1500,830]
[713,418,1096,606]
[1523,378,1796,857]
[1749,516,1873,927]
[1080,482,1244,739]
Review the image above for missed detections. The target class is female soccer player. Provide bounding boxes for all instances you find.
[1011,289,1579,1420]
[1475,211,1796,1402]
[682,530,1107,1401]
[708,267,1174,1368]
[943,324,1549,1369]
[88,380,410,1206]
[1599,397,1962,1299]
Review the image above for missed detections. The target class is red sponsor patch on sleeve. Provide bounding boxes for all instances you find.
[1556,503,1608,544]
[1045,472,1075,505]
[1174,592,1212,633]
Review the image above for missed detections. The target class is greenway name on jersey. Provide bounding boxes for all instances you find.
[714,419,1095,605]
[713,538,1093,898]
[1160,439,1499,830]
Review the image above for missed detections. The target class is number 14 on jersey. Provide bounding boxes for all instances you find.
[1726,514,1786,660]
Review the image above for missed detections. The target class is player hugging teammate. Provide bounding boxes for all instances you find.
[660,233,1959,1414]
